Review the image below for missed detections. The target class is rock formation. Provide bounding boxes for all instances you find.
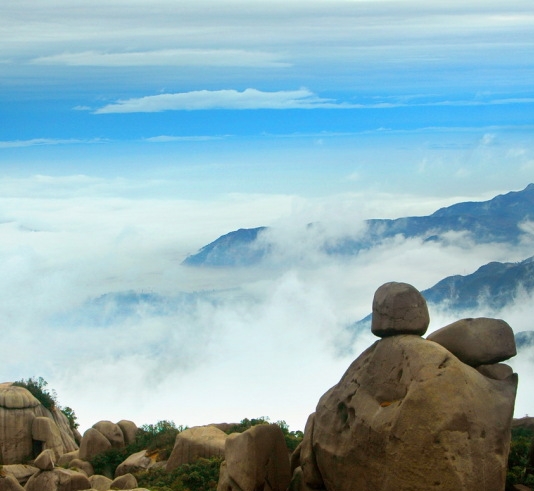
[291,281,518,491]
[166,425,228,472]
[0,383,78,465]
[217,423,291,491]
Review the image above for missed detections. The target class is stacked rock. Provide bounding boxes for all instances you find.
[290,282,518,491]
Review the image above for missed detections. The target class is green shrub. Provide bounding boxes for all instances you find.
[13,377,58,410]
[506,427,534,489]
[135,457,222,491]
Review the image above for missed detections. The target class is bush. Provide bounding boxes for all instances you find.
[13,377,57,410]
[135,457,223,491]
[507,427,534,489]
[90,419,185,477]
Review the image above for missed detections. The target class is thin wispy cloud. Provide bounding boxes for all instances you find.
[31,49,290,68]
[0,138,105,148]
[93,90,534,114]
[93,88,343,113]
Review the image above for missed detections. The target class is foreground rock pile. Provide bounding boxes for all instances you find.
[0,282,522,491]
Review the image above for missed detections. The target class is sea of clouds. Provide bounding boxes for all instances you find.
[1,177,533,431]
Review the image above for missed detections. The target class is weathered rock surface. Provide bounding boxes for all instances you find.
[110,472,138,489]
[0,383,78,465]
[32,416,64,459]
[88,474,113,491]
[115,449,153,477]
[427,317,517,366]
[0,465,38,485]
[477,362,515,380]
[24,467,91,491]
[371,282,429,337]
[117,420,138,446]
[219,423,291,491]
[34,448,56,471]
[296,334,517,491]
[57,450,79,467]
[166,425,227,472]
[0,474,25,491]
[79,427,112,461]
[92,420,125,449]
[69,457,94,476]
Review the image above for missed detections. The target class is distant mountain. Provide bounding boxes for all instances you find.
[183,184,534,267]
[183,227,268,267]
[422,256,534,311]
[352,256,534,349]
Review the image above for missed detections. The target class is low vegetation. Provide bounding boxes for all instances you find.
[506,426,534,489]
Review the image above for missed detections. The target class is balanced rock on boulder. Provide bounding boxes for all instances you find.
[371,282,429,337]
[292,282,518,491]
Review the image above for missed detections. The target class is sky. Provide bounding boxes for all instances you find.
[1,0,534,432]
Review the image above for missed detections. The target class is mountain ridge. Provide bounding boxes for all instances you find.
[183,184,534,267]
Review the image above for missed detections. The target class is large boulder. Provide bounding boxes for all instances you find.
[24,467,91,491]
[0,383,78,464]
[371,282,429,337]
[297,334,517,491]
[110,473,138,489]
[88,474,113,490]
[166,425,228,472]
[115,449,153,477]
[34,449,56,471]
[92,420,125,449]
[219,423,291,491]
[117,420,138,446]
[427,317,517,366]
[79,427,112,461]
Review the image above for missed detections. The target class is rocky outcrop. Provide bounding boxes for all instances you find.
[0,383,78,465]
[78,419,137,463]
[290,282,518,491]
[217,423,291,491]
[166,425,228,472]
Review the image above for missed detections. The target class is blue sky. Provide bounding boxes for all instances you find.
[2,0,534,431]
[3,0,534,198]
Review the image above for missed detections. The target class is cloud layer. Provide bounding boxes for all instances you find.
[2,176,533,431]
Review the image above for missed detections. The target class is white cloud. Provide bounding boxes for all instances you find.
[31,49,290,68]
[2,175,533,433]
[143,135,226,143]
[94,88,343,113]
[0,138,105,148]
[93,90,534,114]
